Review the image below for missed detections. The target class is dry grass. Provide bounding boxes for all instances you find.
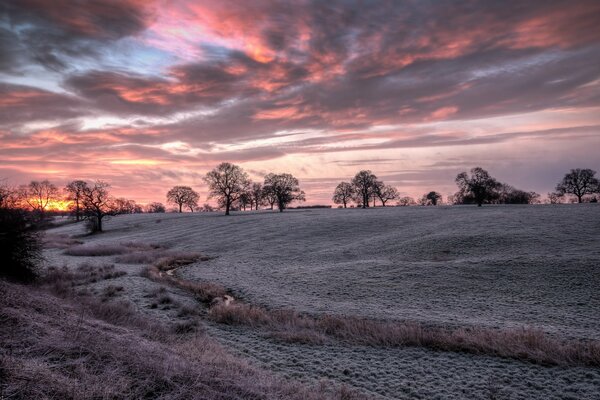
[0,279,368,400]
[143,253,227,304]
[43,234,83,249]
[208,303,600,367]
[64,241,163,257]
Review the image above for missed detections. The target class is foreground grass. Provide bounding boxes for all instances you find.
[145,256,600,368]
[0,274,366,400]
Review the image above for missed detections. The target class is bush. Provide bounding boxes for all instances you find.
[0,208,41,282]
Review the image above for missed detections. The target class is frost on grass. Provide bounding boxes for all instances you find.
[0,280,366,400]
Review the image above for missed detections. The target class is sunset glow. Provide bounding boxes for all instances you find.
[1,1,599,204]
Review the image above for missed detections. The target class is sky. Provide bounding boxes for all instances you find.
[1,0,599,205]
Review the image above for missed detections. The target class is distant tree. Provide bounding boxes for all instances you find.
[237,191,252,211]
[204,163,250,216]
[352,170,377,208]
[555,168,599,203]
[262,183,278,210]
[455,167,501,207]
[263,173,305,212]
[397,196,416,206]
[146,202,165,213]
[0,182,19,209]
[423,191,442,206]
[114,198,139,214]
[18,180,59,216]
[374,183,399,206]
[64,180,88,221]
[332,182,355,208]
[166,186,199,213]
[494,184,541,204]
[547,192,563,204]
[249,182,264,210]
[81,181,117,233]
[200,203,214,212]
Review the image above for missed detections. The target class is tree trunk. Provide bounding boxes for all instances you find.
[343,201,347,208]
[178,203,182,213]
[75,200,80,221]
[225,199,230,215]
[97,215,103,232]
[577,194,583,203]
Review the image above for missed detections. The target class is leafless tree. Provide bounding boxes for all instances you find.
[114,198,141,214]
[249,182,264,210]
[166,186,199,213]
[81,181,117,233]
[18,180,59,216]
[146,202,166,213]
[397,196,416,206]
[332,182,354,208]
[374,183,399,206]
[351,170,377,208]
[64,180,88,221]
[263,173,305,212]
[262,183,278,210]
[547,192,563,204]
[237,191,252,211]
[556,168,599,203]
[204,163,250,215]
[455,167,501,207]
[0,181,19,209]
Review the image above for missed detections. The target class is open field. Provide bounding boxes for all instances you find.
[35,204,600,398]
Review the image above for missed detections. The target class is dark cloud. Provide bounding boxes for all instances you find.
[2,0,154,71]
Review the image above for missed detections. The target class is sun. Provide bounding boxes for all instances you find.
[46,199,72,212]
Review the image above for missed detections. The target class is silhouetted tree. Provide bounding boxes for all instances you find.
[237,191,252,211]
[262,183,278,210]
[374,183,399,206]
[0,181,18,209]
[18,180,59,216]
[424,191,442,206]
[204,163,250,215]
[64,180,88,221]
[81,181,117,233]
[352,170,377,208]
[495,184,540,204]
[114,198,140,214]
[146,202,166,213]
[166,186,199,213]
[249,182,264,210]
[547,192,563,204]
[455,167,501,207]
[263,173,305,212]
[397,196,416,206]
[332,182,355,208]
[556,168,599,203]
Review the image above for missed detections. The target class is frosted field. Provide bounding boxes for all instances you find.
[50,204,600,338]
[46,205,600,399]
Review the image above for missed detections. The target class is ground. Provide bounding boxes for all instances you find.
[38,205,600,399]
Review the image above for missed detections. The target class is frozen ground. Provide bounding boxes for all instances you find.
[46,205,600,399]
[49,204,600,339]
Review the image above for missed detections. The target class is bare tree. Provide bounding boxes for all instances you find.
[64,180,88,221]
[374,183,399,206]
[262,183,278,210]
[146,202,166,213]
[249,182,264,210]
[237,191,252,211]
[263,173,305,212]
[204,163,250,216]
[18,180,59,215]
[423,191,442,206]
[0,181,19,209]
[547,192,563,204]
[351,170,377,208]
[455,167,501,207]
[81,181,117,233]
[556,168,599,203]
[166,186,199,213]
[397,196,416,206]
[332,182,355,208]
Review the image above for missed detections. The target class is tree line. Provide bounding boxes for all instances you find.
[1,165,597,234]
[333,167,600,208]
[0,163,306,232]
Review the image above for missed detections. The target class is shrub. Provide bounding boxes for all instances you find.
[0,208,41,282]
